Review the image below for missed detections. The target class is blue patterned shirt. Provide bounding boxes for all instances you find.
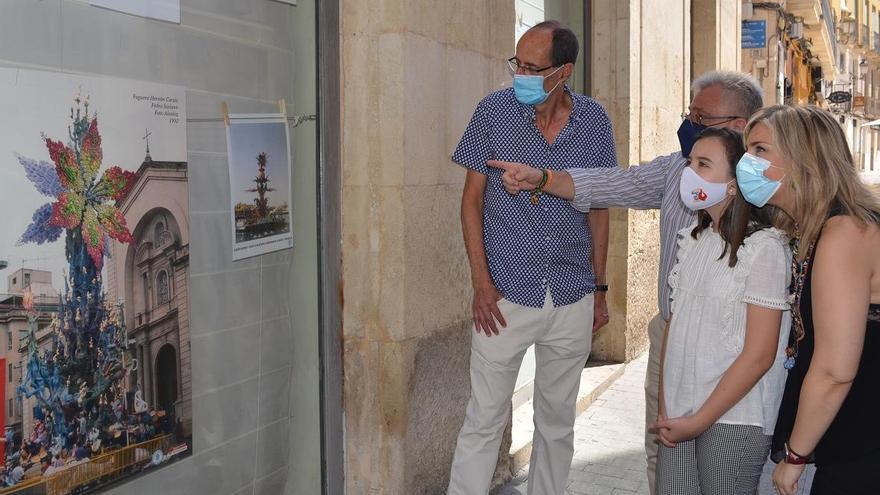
[452,87,617,308]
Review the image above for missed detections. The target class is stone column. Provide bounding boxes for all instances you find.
[692,0,742,78]
[143,341,152,407]
[589,0,692,362]
[340,0,513,493]
[137,343,145,403]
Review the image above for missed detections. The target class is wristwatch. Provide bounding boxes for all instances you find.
[595,284,609,292]
[784,442,810,465]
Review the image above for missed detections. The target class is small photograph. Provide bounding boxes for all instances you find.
[225,117,294,261]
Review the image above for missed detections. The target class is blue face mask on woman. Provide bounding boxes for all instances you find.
[513,66,564,106]
[735,153,785,207]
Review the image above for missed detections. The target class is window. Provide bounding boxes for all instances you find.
[7,363,11,382]
[23,272,30,288]
[155,221,166,244]
[6,331,10,351]
[157,271,170,305]
[7,399,11,417]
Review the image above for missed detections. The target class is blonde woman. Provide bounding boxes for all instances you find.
[738,105,880,495]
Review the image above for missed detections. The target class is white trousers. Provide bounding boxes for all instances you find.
[447,291,594,495]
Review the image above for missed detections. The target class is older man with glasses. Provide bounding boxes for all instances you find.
[488,70,764,494]
[447,20,616,495]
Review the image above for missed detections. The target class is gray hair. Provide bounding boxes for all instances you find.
[691,71,763,118]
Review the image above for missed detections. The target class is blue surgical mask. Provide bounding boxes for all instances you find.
[513,66,564,106]
[735,153,785,207]
[676,119,707,158]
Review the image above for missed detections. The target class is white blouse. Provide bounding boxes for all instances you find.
[663,224,792,435]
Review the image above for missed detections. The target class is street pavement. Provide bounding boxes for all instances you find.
[499,353,816,495]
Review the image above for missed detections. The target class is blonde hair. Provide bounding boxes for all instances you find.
[744,105,880,251]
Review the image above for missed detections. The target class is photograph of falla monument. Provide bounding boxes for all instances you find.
[233,151,291,243]
[0,95,192,494]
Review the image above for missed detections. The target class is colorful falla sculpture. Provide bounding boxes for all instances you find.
[14,95,137,459]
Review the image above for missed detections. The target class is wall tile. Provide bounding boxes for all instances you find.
[261,317,294,375]
[193,377,260,451]
[191,323,261,392]
[256,419,290,478]
[258,366,291,426]
[190,267,262,335]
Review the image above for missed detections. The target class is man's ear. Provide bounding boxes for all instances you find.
[732,117,748,131]
[561,62,574,82]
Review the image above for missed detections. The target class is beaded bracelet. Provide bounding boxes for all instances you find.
[530,169,549,205]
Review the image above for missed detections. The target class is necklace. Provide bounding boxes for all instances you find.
[785,236,816,370]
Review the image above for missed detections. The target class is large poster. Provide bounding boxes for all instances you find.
[225,114,294,261]
[90,0,180,23]
[0,68,191,492]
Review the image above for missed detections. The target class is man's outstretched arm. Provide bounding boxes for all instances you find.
[487,154,676,211]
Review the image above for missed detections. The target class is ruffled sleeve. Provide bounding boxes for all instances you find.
[736,228,792,310]
[667,223,699,309]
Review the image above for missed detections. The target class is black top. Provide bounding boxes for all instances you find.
[772,219,880,465]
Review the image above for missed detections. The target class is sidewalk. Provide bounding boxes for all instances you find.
[499,352,816,495]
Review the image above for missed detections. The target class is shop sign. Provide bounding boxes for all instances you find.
[828,91,853,104]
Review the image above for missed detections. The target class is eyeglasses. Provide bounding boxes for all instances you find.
[680,111,742,126]
[507,57,559,76]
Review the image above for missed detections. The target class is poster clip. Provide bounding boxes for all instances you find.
[221,101,230,126]
[277,99,287,120]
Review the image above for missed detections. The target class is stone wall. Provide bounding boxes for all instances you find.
[589,0,688,362]
[588,0,744,363]
[340,0,514,493]
[741,7,784,105]
[692,0,743,78]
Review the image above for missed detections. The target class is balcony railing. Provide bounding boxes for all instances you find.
[0,294,60,315]
[0,434,174,495]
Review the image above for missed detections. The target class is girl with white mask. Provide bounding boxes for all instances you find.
[651,128,791,495]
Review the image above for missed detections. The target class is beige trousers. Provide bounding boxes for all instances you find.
[448,291,594,495]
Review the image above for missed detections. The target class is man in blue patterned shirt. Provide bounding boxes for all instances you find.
[447,21,615,495]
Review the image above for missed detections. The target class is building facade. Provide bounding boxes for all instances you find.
[741,0,880,183]
[106,157,192,437]
[0,269,58,442]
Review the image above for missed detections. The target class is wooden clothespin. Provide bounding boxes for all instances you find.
[277,99,287,120]
[220,101,230,126]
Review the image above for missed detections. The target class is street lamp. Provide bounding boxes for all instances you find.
[839,16,857,45]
